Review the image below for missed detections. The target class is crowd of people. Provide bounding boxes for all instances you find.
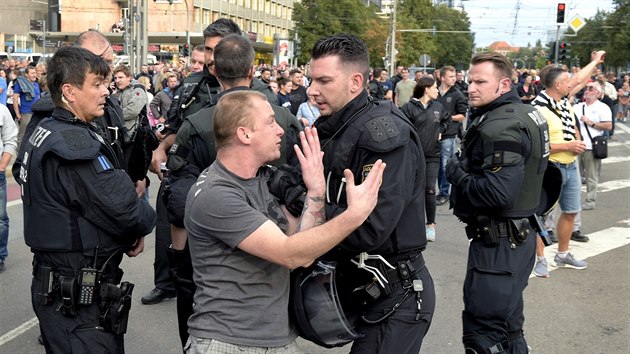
[0,17,625,354]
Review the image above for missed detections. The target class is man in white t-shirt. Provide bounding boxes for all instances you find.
[575,81,612,210]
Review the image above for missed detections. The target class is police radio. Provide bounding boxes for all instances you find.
[78,268,98,305]
[78,247,100,305]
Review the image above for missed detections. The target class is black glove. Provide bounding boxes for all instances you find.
[268,164,306,217]
[445,157,469,186]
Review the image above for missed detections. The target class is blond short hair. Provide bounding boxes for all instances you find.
[214,91,267,150]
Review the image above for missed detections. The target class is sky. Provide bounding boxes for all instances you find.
[460,0,615,48]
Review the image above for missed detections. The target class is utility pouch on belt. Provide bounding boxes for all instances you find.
[39,265,54,305]
[59,276,78,317]
[465,215,500,246]
[508,218,531,245]
[99,281,134,335]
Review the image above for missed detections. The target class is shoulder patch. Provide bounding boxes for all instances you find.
[366,116,400,143]
[60,129,94,151]
[92,155,114,174]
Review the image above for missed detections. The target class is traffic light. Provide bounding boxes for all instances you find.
[294,39,301,57]
[556,3,566,24]
[546,41,556,63]
[182,43,190,57]
[559,42,571,61]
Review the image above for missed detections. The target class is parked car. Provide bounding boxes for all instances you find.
[113,54,158,67]
[10,52,43,64]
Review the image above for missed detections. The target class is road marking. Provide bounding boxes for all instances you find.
[602,156,630,164]
[608,141,630,147]
[0,317,39,346]
[533,226,630,278]
[615,122,630,134]
[581,179,630,193]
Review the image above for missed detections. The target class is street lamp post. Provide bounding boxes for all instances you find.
[184,0,190,64]
[388,0,397,75]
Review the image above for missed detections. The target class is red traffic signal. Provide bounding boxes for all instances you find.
[556,3,566,23]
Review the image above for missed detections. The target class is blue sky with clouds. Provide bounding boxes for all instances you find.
[461,0,615,47]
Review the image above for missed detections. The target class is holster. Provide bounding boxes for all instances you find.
[99,281,134,334]
[59,276,78,317]
[465,216,531,246]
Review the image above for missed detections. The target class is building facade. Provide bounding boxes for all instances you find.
[0,0,294,65]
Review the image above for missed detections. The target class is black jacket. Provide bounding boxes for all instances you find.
[401,99,451,161]
[13,108,156,255]
[315,91,426,256]
[438,86,468,138]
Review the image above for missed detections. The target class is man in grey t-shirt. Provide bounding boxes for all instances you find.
[184,90,386,353]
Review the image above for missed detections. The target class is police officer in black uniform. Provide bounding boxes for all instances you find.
[445,53,550,353]
[164,33,301,349]
[309,34,435,354]
[13,46,156,353]
[141,20,241,307]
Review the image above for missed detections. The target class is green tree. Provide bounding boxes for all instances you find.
[603,0,630,69]
[432,4,474,69]
[292,0,373,65]
[561,0,629,70]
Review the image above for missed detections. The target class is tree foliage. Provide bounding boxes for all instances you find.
[292,0,474,69]
[292,0,373,65]
[554,0,628,71]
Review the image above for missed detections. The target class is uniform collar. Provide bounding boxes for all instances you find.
[315,90,369,139]
[469,89,521,120]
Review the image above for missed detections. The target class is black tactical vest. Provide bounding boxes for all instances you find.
[319,100,426,254]
[456,102,550,219]
[15,116,123,254]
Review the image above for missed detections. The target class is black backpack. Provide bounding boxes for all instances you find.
[123,83,159,182]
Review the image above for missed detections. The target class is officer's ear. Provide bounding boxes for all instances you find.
[349,72,364,94]
[248,65,254,81]
[61,84,75,103]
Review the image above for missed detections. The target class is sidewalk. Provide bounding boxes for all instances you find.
[5,155,21,204]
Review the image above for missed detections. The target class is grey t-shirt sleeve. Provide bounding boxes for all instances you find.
[186,181,270,249]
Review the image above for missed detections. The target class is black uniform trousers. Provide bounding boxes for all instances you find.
[462,230,535,354]
[171,245,195,350]
[32,261,124,354]
[154,181,175,292]
[350,258,435,354]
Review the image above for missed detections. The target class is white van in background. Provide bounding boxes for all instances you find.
[10,52,43,64]
[113,54,158,68]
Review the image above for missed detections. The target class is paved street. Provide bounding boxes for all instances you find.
[1,123,629,354]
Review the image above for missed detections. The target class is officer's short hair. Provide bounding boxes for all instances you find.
[289,68,302,77]
[470,53,513,81]
[193,44,205,53]
[214,91,266,150]
[261,68,271,75]
[412,76,435,99]
[311,33,370,85]
[214,34,254,82]
[539,65,566,89]
[47,46,110,106]
[203,18,242,39]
